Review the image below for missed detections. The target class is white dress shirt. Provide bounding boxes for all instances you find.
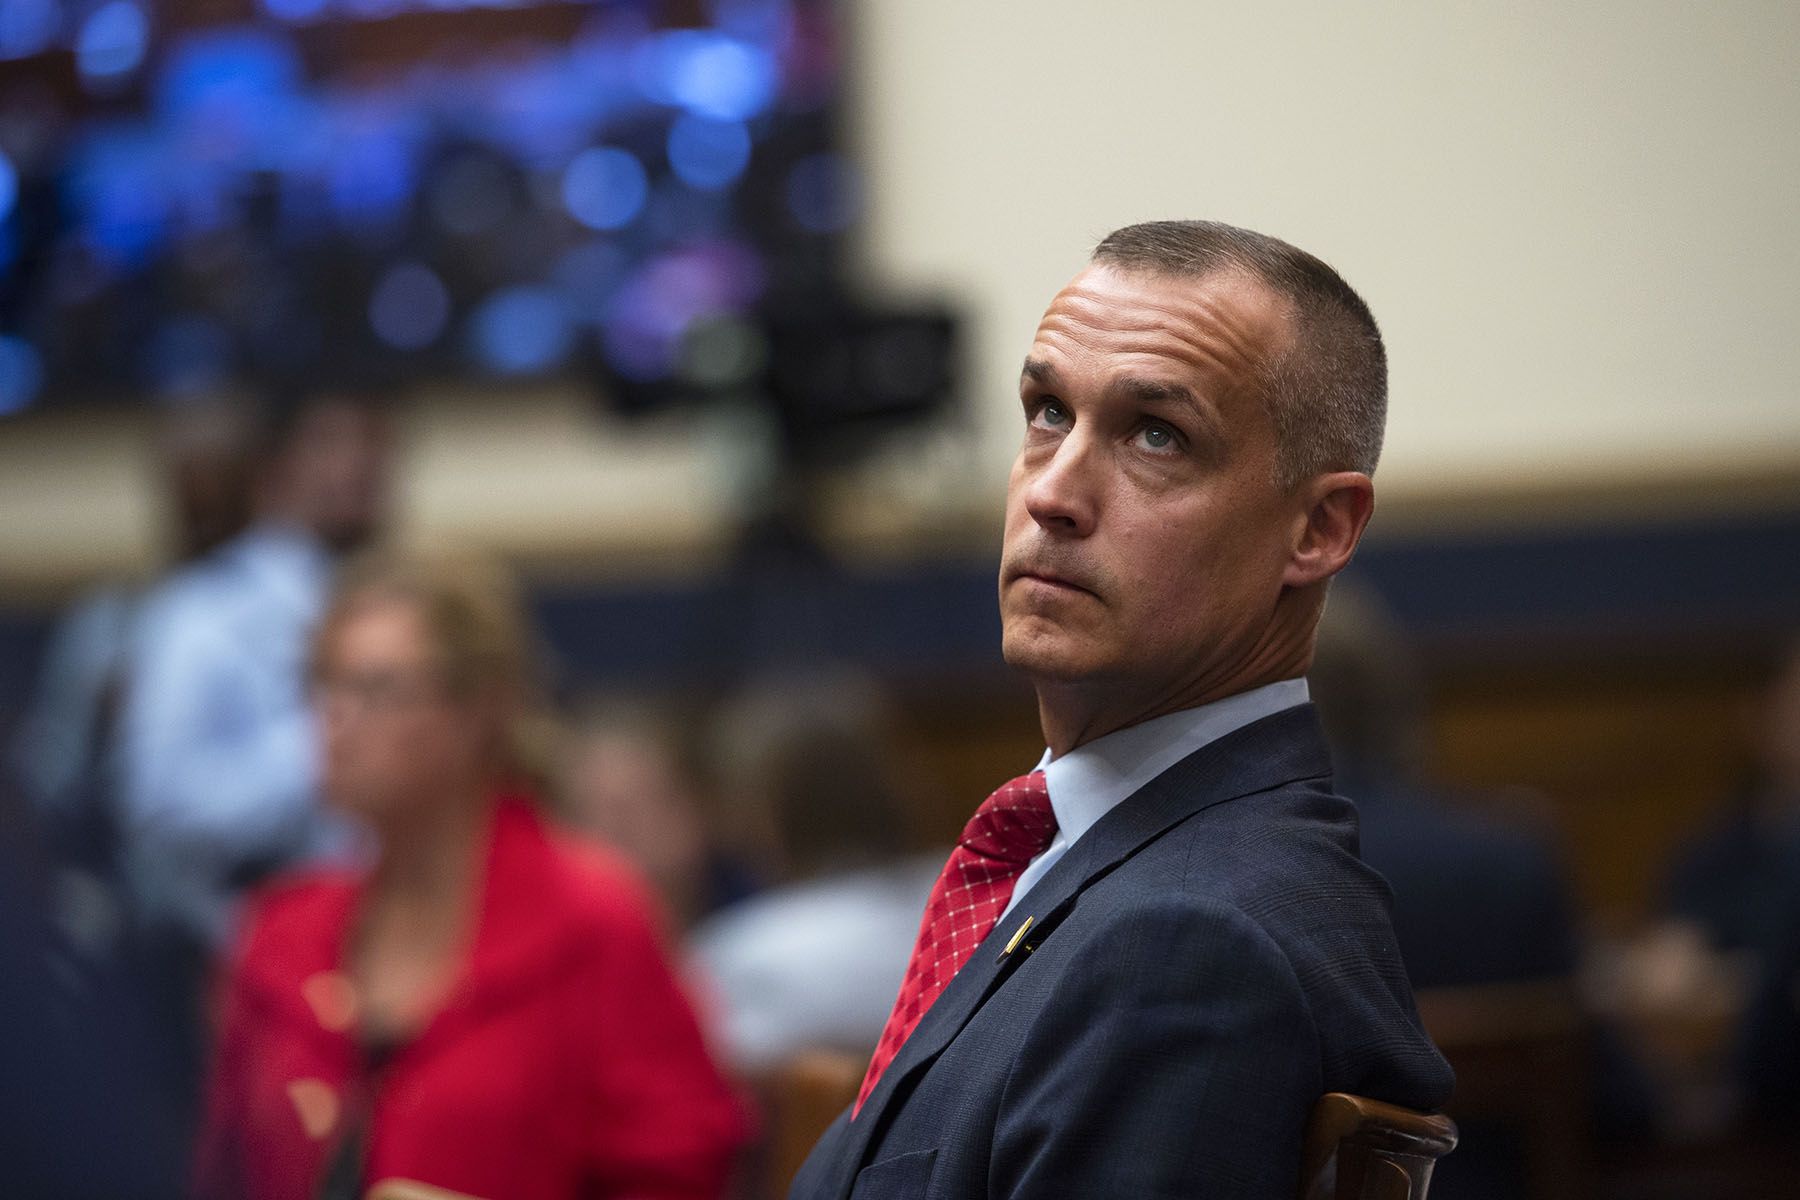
[1000,677,1311,920]
[118,522,363,944]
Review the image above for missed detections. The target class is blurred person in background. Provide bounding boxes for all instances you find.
[195,550,747,1200]
[10,391,258,960]
[119,378,392,951]
[554,700,755,932]
[0,766,180,1199]
[1311,582,1583,990]
[1711,638,1800,1137]
[1311,583,1658,1199]
[687,672,942,1075]
[1584,636,1800,1144]
[1661,636,1800,963]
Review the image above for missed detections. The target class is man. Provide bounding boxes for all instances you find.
[790,220,1454,1199]
[119,382,391,948]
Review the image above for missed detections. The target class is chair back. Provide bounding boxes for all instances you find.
[1414,979,1590,1200]
[764,1048,867,1198]
[1299,1092,1458,1200]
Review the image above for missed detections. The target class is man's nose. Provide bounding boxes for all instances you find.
[1022,430,1099,537]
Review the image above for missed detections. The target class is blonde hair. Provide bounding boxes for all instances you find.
[312,547,553,787]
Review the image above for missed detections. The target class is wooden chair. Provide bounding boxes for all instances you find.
[1299,1092,1459,1200]
[762,1048,868,1199]
[1413,979,1590,1200]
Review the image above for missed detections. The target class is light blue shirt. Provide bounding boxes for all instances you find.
[118,523,362,944]
[1000,677,1311,921]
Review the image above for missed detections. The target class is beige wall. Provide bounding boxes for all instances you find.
[845,0,1800,500]
[3,0,1797,594]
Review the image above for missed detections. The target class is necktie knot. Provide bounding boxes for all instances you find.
[959,770,1056,863]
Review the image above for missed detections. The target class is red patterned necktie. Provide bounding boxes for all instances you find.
[854,770,1057,1115]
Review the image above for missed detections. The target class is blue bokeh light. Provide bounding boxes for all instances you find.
[327,120,420,232]
[635,32,775,120]
[670,36,775,121]
[67,130,169,266]
[76,1,151,87]
[0,0,60,61]
[154,27,304,117]
[369,261,451,350]
[0,150,18,224]
[562,147,648,231]
[0,335,45,415]
[470,286,574,375]
[666,116,751,191]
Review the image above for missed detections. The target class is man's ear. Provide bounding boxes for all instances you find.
[1283,471,1375,589]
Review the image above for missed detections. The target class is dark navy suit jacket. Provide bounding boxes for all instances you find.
[788,704,1454,1199]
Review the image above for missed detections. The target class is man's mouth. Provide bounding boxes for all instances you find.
[1010,567,1098,598]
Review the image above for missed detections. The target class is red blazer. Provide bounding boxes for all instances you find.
[195,796,748,1200]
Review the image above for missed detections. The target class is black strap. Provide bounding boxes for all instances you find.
[314,1035,403,1200]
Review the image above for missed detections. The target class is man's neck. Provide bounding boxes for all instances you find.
[1036,672,1302,759]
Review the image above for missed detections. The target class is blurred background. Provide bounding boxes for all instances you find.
[1,0,1797,1197]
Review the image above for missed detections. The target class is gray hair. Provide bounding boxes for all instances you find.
[1092,219,1386,491]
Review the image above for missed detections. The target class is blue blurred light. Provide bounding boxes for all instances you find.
[76,1,150,87]
[666,116,751,191]
[469,286,573,375]
[0,0,59,61]
[669,36,775,121]
[68,131,168,266]
[786,153,861,234]
[327,124,419,232]
[261,0,330,22]
[154,27,304,116]
[0,335,45,415]
[142,315,232,396]
[561,147,648,232]
[369,262,450,351]
[0,150,17,224]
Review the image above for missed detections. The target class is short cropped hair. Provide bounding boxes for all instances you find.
[1092,220,1386,491]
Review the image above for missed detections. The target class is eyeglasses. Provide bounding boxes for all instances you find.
[310,665,452,714]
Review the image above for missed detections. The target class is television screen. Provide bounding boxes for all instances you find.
[0,0,859,415]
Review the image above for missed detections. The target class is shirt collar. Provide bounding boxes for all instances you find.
[1034,677,1311,848]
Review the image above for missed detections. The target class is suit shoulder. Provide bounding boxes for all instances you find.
[1102,780,1454,1108]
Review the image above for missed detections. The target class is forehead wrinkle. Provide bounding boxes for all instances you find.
[1030,267,1288,428]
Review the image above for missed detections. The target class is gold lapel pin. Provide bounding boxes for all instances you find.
[996,915,1035,963]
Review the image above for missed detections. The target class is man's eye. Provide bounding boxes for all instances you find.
[1030,400,1070,429]
[1138,423,1176,450]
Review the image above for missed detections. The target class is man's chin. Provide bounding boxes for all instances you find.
[1001,625,1098,682]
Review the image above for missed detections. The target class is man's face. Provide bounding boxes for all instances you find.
[999,264,1305,714]
[281,398,390,553]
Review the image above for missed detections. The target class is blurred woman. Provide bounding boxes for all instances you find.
[195,552,747,1200]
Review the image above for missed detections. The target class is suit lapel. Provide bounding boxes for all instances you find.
[827,705,1332,1190]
